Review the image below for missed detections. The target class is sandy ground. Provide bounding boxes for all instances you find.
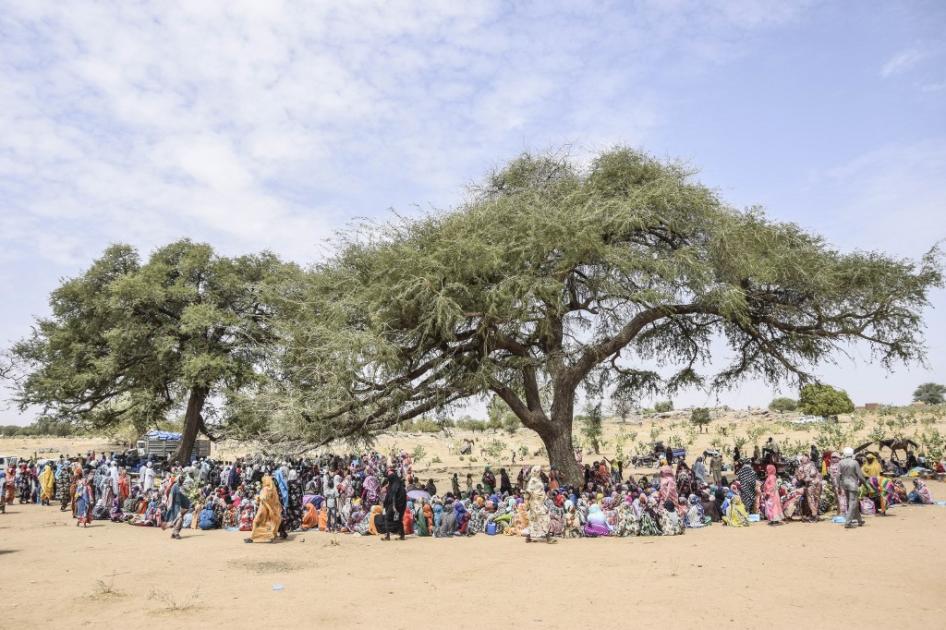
[4,410,946,629]
[2,486,945,630]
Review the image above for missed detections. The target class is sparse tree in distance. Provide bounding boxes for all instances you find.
[611,396,633,423]
[798,383,854,419]
[690,407,711,432]
[913,382,946,405]
[769,397,799,412]
[581,402,604,455]
[654,400,674,413]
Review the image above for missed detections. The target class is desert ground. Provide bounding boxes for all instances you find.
[2,408,946,629]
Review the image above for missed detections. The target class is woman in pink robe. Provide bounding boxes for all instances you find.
[762,464,784,525]
[658,464,678,506]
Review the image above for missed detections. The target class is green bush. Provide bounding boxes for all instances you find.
[799,384,854,418]
[654,400,673,413]
[768,397,798,412]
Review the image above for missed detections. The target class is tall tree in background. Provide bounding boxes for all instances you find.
[798,383,855,419]
[11,240,291,463]
[233,148,941,485]
[913,382,946,405]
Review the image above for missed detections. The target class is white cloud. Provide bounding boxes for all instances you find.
[880,46,928,77]
[0,1,805,266]
[0,1,808,424]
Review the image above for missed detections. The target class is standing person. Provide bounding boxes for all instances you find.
[482,467,496,494]
[762,465,784,526]
[382,470,406,541]
[693,457,708,486]
[710,455,722,486]
[246,475,282,543]
[0,470,6,514]
[736,460,758,514]
[75,473,93,527]
[169,490,193,540]
[324,478,339,532]
[140,462,156,493]
[451,473,460,497]
[39,463,55,506]
[827,452,846,516]
[499,468,512,495]
[524,466,554,544]
[796,455,823,522]
[838,447,866,529]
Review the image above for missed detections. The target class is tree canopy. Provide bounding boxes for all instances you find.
[11,240,293,462]
[229,147,941,484]
[913,382,946,405]
[798,383,855,418]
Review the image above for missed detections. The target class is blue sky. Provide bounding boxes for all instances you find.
[1,1,944,424]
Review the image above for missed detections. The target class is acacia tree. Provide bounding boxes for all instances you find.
[11,240,291,463]
[913,382,946,405]
[798,383,855,419]
[243,148,940,485]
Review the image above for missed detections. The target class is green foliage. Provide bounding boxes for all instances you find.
[768,397,798,412]
[611,396,634,422]
[411,445,426,463]
[654,400,673,413]
[690,407,711,428]
[400,418,443,433]
[581,402,604,454]
[482,439,505,459]
[746,424,767,445]
[0,417,79,438]
[913,382,946,405]
[455,419,487,433]
[11,241,293,457]
[798,384,855,418]
[486,395,506,431]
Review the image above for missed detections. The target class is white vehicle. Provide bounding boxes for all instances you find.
[790,415,824,425]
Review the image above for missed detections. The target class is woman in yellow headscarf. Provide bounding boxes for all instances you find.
[39,464,55,506]
[246,475,282,543]
[862,453,882,479]
[723,495,750,527]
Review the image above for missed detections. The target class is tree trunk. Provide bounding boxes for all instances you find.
[537,418,583,487]
[172,386,207,465]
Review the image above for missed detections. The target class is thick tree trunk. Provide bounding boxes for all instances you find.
[172,386,207,465]
[537,417,583,488]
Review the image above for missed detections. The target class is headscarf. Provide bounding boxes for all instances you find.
[274,468,289,508]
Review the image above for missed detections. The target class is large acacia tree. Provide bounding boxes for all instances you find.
[12,240,292,463]
[243,148,940,484]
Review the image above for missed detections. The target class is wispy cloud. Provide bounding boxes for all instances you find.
[0,1,802,267]
[880,46,928,77]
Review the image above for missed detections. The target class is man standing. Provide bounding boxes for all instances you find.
[710,455,722,485]
[838,447,866,529]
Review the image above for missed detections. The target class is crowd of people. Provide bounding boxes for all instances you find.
[0,439,940,540]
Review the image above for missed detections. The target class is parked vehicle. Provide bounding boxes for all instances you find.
[125,431,210,470]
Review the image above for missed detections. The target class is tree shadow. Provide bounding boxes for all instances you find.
[0,550,17,556]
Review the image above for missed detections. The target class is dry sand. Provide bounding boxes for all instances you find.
[3,412,946,629]
[2,488,945,630]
